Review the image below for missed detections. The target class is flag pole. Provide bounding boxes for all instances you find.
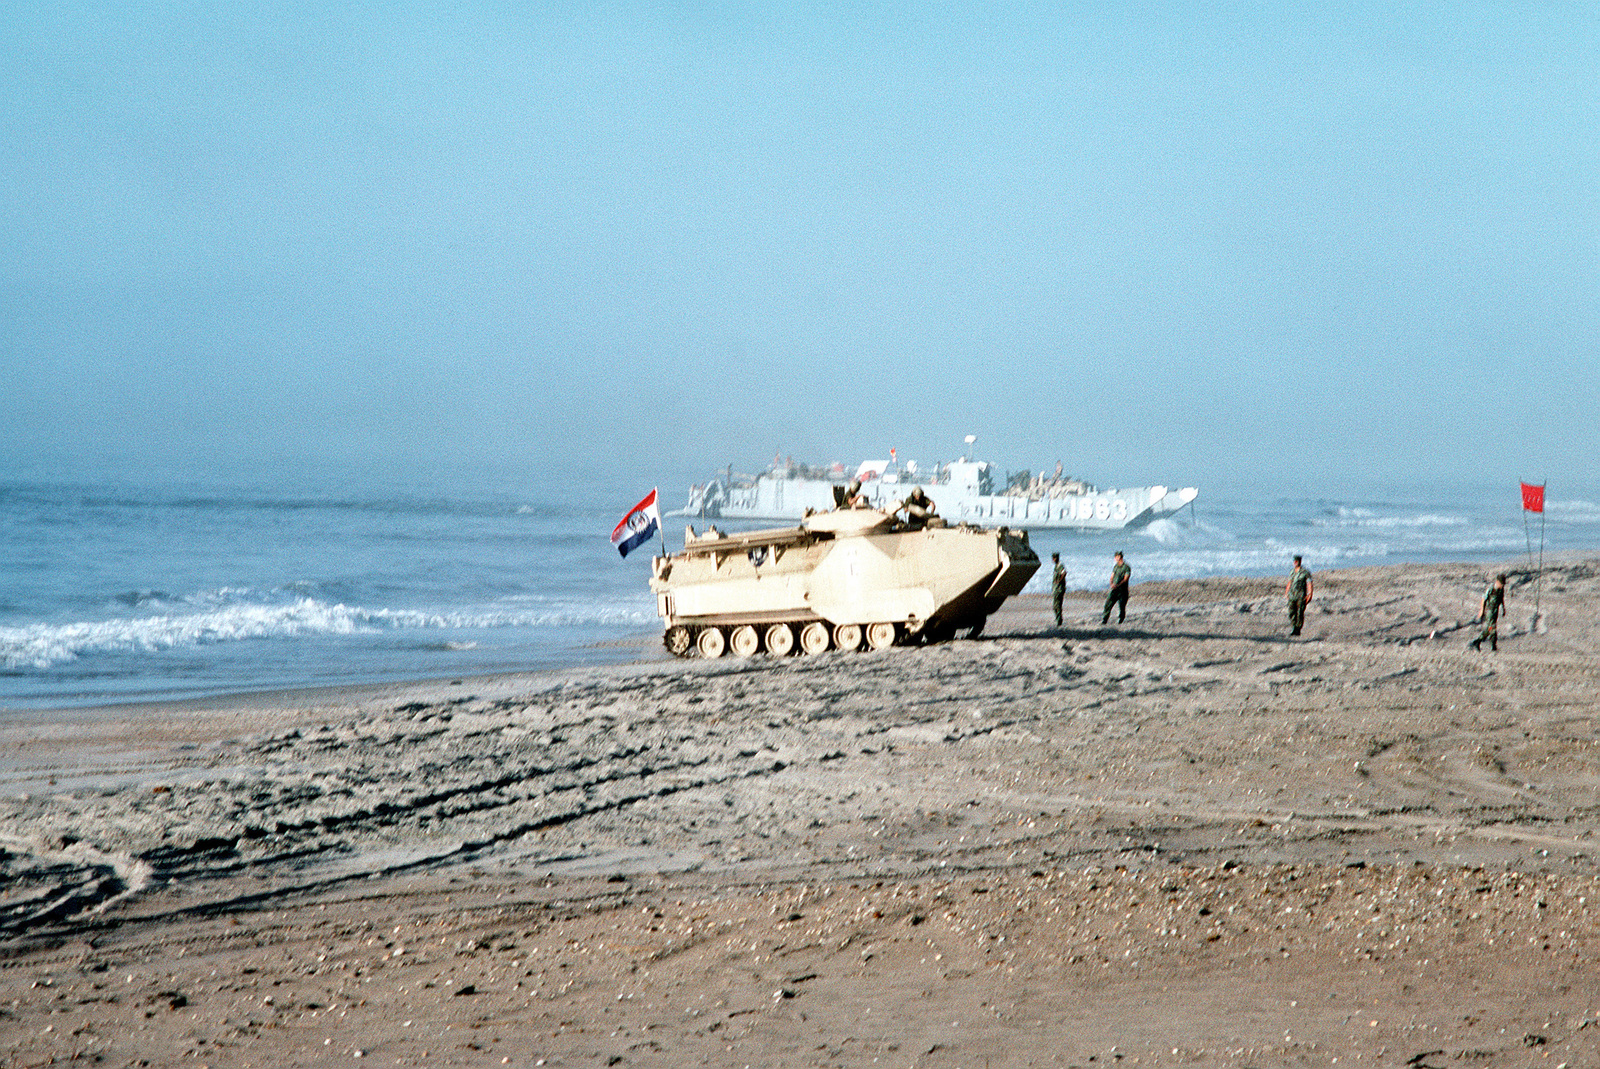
[1536,479,1545,622]
[1519,480,1546,633]
[655,486,667,561]
[1523,501,1535,571]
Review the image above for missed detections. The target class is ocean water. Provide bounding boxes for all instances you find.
[2,472,1596,710]
[1024,490,1600,593]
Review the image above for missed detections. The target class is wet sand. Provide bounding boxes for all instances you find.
[3,558,1599,1067]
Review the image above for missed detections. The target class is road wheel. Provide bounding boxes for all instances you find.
[865,622,897,650]
[729,624,759,657]
[663,625,691,657]
[697,627,726,658]
[832,623,862,652]
[764,623,795,657]
[799,621,831,655]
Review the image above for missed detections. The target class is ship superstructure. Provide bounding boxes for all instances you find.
[683,452,1197,532]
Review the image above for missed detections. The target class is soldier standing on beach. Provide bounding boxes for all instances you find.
[1470,573,1509,651]
[1101,551,1131,625]
[1286,555,1313,636]
[1051,553,1066,626]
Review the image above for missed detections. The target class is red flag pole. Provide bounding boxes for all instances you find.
[1523,499,1535,570]
[1520,480,1547,630]
[1537,480,1546,623]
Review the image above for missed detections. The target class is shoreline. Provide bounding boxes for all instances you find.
[5,549,1583,723]
[3,555,1599,1066]
[0,634,673,720]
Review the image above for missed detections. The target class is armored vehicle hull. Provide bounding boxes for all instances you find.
[650,509,1039,657]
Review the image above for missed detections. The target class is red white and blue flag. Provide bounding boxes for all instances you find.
[611,489,661,558]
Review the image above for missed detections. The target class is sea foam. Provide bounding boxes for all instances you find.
[0,594,654,671]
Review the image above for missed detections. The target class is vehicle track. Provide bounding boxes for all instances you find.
[5,565,1597,948]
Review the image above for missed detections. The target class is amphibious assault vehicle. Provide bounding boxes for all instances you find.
[650,508,1039,657]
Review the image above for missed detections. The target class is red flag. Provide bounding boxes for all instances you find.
[1521,482,1545,513]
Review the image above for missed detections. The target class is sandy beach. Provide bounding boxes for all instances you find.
[3,558,1599,1068]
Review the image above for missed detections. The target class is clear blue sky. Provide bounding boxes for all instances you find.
[2,4,1595,497]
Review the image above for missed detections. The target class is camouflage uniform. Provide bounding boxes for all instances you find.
[1051,557,1066,626]
[1102,557,1131,624]
[1287,563,1312,635]
[1471,579,1507,651]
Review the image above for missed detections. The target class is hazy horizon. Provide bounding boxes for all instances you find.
[4,5,1596,502]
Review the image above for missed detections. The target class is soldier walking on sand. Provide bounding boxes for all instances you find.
[1470,573,1509,651]
[1051,553,1066,626]
[1101,551,1131,625]
[1286,555,1313,636]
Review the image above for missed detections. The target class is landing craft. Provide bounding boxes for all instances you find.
[682,449,1197,532]
[650,507,1039,658]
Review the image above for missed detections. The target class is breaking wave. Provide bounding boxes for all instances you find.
[1315,508,1469,530]
[1547,499,1600,523]
[0,593,654,671]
